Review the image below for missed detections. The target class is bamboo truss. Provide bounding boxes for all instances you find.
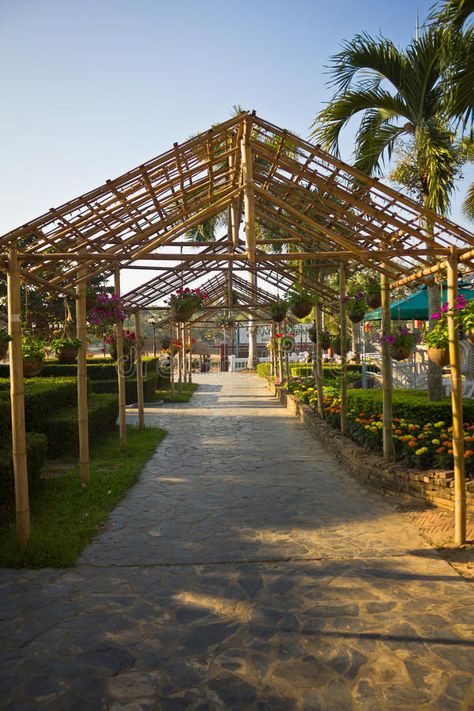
[2,110,474,548]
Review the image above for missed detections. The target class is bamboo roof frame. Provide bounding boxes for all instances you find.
[2,111,473,302]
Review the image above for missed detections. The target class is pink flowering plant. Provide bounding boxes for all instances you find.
[168,287,206,310]
[423,295,470,349]
[383,325,418,350]
[88,293,127,337]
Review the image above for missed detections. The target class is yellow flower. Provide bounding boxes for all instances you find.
[431,439,440,445]
[415,447,428,456]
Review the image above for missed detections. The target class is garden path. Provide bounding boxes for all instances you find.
[1,372,473,709]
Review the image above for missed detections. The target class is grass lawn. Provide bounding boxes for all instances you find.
[155,381,198,403]
[0,425,166,568]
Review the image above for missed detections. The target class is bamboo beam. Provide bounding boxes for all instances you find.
[7,247,30,549]
[339,264,348,434]
[115,268,127,449]
[76,260,90,486]
[447,247,466,545]
[241,118,256,262]
[381,268,394,460]
[134,309,145,429]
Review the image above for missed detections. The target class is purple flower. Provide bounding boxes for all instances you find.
[386,335,395,345]
[431,312,441,320]
[441,303,449,313]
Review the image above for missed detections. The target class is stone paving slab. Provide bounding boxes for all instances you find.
[1,373,474,709]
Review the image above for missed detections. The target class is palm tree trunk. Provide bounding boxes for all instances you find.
[427,279,444,400]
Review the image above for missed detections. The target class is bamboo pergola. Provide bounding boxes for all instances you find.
[2,111,474,548]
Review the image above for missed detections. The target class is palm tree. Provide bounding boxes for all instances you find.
[310,27,469,399]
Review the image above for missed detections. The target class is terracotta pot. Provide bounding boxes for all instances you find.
[428,347,450,367]
[109,341,133,362]
[290,299,313,319]
[56,346,79,364]
[23,357,44,378]
[348,309,366,323]
[389,344,414,361]
[271,306,288,323]
[170,303,197,323]
[366,292,381,309]
[0,341,9,360]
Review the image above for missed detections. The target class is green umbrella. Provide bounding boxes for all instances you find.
[364,282,473,322]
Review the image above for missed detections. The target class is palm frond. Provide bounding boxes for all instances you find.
[417,121,461,213]
[462,180,474,219]
[355,114,407,176]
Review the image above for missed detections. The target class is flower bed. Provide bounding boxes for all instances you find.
[283,377,474,478]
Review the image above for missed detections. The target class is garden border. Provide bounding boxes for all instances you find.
[266,379,474,514]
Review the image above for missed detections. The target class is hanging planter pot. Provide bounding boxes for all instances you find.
[332,336,350,356]
[389,344,414,361]
[290,299,313,319]
[428,347,449,367]
[56,346,80,364]
[347,307,366,324]
[23,357,44,378]
[320,333,331,350]
[270,303,288,323]
[171,303,197,323]
[366,292,382,309]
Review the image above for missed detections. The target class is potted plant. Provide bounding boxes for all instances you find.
[0,328,11,360]
[383,325,418,361]
[105,330,143,362]
[50,336,83,364]
[217,315,236,329]
[365,276,381,309]
[270,301,288,323]
[423,316,450,367]
[331,334,351,356]
[308,327,331,349]
[457,296,474,344]
[22,332,46,377]
[168,288,205,322]
[287,290,314,319]
[342,292,367,323]
[85,287,99,311]
[88,293,126,337]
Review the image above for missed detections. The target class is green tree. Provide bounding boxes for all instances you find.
[310,27,470,399]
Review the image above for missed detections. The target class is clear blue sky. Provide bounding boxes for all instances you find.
[1,0,472,290]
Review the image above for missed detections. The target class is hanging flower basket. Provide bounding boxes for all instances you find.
[308,327,331,349]
[171,302,197,323]
[88,293,126,337]
[270,303,288,323]
[366,292,382,309]
[57,346,80,364]
[347,307,366,323]
[428,347,450,367]
[0,341,9,360]
[389,344,414,361]
[466,330,474,345]
[290,299,313,319]
[23,357,44,378]
[168,288,205,323]
[332,336,350,356]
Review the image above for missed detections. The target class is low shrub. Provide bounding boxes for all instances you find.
[90,372,158,403]
[0,433,48,505]
[256,363,272,378]
[0,357,161,381]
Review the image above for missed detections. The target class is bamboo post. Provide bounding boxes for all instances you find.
[339,264,348,434]
[134,309,145,429]
[240,118,256,262]
[447,247,466,545]
[188,325,193,383]
[381,268,394,459]
[177,324,182,391]
[170,320,175,398]
[76,262,90,486]
[271,322,276,378]
[114,268,127,450]
[7,247,30,548]
[314,302,324,418]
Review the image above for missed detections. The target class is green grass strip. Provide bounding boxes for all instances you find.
[155,382,198,403]
[0,426,166,568]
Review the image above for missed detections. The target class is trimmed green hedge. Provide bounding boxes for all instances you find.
[90,372,158,403]
[256,362,367,380]
[347,389,474,425]
[0,357,161,381]
[0,433,48,504]
[44,393,119,458]
[0,378,78,439]
[256,363,272,378]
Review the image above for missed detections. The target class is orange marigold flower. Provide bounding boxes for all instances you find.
[465,450,473,458]
[408,441,417,448]
[448,449,454,455]
[436,447,445,454]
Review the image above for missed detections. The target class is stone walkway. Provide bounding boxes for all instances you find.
[1,373,474,709]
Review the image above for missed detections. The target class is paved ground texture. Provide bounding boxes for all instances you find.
[1,373,474,710]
